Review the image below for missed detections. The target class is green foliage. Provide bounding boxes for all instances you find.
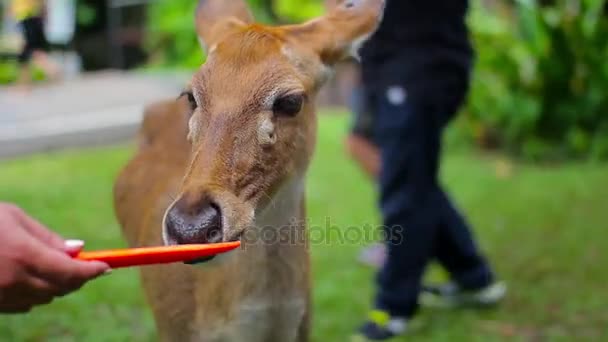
[76,1,97,26]
[0,61,18,84]
[274,0,323,22]
[146,0,203,68]
[145,0,322,69]
[0,60,46,85]
[467,0,608,161]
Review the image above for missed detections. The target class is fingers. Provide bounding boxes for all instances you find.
[0,303,34,314]
[0,274,58,314]
[13,276,59,304]
[0,203,110,314]
[26,238,109,292]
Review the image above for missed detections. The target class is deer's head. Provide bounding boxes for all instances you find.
[163,0,384,246]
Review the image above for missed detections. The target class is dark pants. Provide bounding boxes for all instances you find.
[368,81,494,318]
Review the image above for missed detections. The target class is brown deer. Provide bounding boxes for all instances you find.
[113,0,384,340]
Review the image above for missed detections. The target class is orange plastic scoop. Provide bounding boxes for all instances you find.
[74,241,241,268]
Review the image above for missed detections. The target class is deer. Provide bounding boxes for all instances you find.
[113,0,384,341]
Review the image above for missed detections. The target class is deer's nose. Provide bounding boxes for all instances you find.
[164,195,223,245]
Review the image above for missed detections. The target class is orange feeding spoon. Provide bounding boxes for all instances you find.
[74,241,241,268]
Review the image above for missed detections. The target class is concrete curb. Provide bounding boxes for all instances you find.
[0,104,143,159]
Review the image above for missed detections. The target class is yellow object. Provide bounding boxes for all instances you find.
[11,0,42,21]
[368,309,390,327]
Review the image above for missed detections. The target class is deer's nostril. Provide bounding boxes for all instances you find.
[198,202,223,243]
[165,199,223,245]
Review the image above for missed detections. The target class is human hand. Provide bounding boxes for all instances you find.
[0,203,109,313]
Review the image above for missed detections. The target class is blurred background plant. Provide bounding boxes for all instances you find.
[145,0,202,68]
[145,0,323,68]
[0,60,45,83]
[466,0,608,161]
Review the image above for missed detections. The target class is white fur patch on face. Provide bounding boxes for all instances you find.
[258,115,276,146]
[187,112,200,142]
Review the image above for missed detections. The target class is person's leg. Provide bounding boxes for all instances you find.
[32,50,60,79]
[346,83,380,179]
[356,89,445,340]
[358,85,502,341]
[28,17,60,80]
[371,90,442,319]
[418,188,506,309]
[345,84,386,268]
[16,62,32,90]
[422,95,504,308]
[433,189,494,289]
[345,134,380,179]
[426,96,495,290]
[16,18,36,89]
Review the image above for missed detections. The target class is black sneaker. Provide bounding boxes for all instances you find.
[351,310,408,341]
[420,281,507,308]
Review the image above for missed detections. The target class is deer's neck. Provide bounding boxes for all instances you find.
[234,175,309,299]
[255,175,305,232]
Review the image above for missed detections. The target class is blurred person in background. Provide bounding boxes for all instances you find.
[10,0,59,90]
[344,77,387,268]
[345,79,379,180]
[0,203,108,314]
[348,0,507,340]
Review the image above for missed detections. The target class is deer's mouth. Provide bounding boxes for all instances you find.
[185,255,216,265]
[161,197,249,265]
[183,231,245,265]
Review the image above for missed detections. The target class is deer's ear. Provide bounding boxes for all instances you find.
[195,0,254,52]
[287,0,385,65]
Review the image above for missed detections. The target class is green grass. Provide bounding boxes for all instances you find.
[1,114,607,341]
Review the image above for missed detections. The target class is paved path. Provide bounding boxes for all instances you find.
[0,71,187,159]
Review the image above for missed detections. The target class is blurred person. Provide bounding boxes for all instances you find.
[10,0,59,89]
[0,203,109,314]
[346,80,380,180]
[350,0,507,340]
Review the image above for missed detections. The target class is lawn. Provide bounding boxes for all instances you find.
[0,113,607,341]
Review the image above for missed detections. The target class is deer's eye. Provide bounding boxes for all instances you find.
[273,94,304,117]
[179,91,197,111]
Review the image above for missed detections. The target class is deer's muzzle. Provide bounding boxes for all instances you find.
[163,193,223,245]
